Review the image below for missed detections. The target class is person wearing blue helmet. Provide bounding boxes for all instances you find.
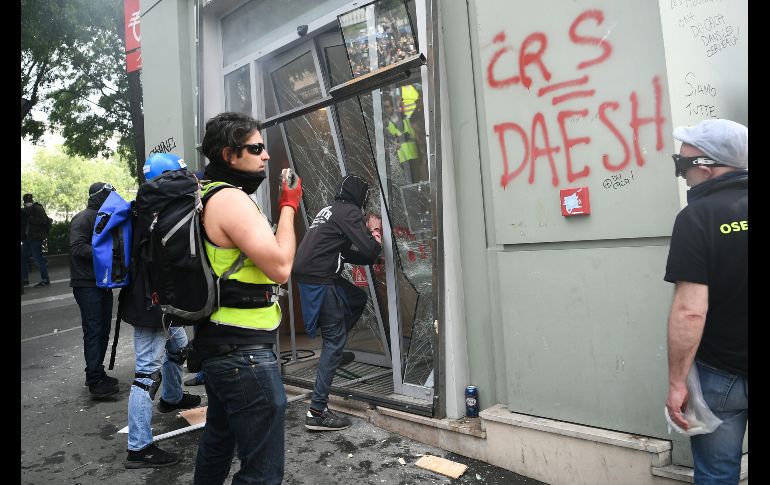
[122,153,201,469]
[142,153,188,182]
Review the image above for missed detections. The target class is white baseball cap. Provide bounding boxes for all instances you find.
[673,119,748,169]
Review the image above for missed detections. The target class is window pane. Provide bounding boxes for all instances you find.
[338,0,417,78]
[224,65,252,114]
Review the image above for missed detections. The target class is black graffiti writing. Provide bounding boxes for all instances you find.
[602,171,634,190]
[149,137,177,156]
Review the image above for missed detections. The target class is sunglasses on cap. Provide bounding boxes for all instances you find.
[90,183,115,197]
[235,143,266,156]
[671,154,726,178]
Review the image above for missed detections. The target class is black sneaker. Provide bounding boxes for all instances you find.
[339,352,355,367]
[89,379,119,400]
[305,407,352,431]
[157,392,202,413]
[125,443,179,469]
[33,280,50,287]
[103,375,119,386]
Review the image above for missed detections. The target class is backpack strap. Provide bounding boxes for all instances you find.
[107,304,122,370]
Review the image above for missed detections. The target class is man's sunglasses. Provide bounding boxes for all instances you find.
[236,143,266,156]
[671,154,726,178]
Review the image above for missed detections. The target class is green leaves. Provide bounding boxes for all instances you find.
[21,147,138,220]
[22,0,143,184]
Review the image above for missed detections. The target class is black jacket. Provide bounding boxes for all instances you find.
[25,202,49,241]
[292,175,381,284]
[69,191,111,288]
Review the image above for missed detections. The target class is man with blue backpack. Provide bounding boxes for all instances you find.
[69,182,121,400]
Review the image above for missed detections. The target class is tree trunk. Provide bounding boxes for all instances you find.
[127,70,145,184]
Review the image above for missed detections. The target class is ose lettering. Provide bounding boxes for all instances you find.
[719,220,748,233]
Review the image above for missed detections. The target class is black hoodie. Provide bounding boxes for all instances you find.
[68,189,112,287]
[292,175,382,284]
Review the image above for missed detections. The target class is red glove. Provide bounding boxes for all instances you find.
[278,169,302,211]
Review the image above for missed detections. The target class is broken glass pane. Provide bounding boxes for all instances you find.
[338,0,418,78]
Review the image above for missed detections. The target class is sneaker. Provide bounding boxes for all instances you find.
[125,443,179,469]
[305,407,352,431]
[89,379,119,400]
[184,371,205,386]
[103,374,119,386]
[33,280,50,287]
[157,392,202,413]
[339,351,356,367]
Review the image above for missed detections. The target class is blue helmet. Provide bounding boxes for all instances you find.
[143,153,188,181]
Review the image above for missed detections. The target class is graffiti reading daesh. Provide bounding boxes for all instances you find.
[485,9,665,189]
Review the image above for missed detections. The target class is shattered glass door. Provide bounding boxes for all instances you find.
[264,43,391,366]
[337,0,435,397]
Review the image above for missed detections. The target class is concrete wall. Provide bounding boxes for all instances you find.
[140,0,198,169]
[439,0,747,467]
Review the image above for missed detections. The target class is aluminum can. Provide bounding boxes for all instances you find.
[465,385,479,417]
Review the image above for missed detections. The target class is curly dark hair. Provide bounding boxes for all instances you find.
[200,112,261,166]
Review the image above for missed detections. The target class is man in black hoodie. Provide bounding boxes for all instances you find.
[664,119,748,483]
[69,182,120,400]
[292,174,382,431]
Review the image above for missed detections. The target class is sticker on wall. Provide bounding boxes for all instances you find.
[560,187,590,216]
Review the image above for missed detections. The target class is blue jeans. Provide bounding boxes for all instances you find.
[194,348,286,485]
[691,360,748,484]
[128,326,188,451]
[73,286,113,386]
[310,281,367,411]
[21,239,49,283]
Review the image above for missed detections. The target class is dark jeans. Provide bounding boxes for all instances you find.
[21,239,49,283]
[72,286,113,386]
[194,348,286,485]
[310,279,367,411]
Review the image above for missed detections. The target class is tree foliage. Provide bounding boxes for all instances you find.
[21,147,137,221]
[21,0,144,182]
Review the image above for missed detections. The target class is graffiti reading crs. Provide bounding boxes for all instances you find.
[485,9,666,189]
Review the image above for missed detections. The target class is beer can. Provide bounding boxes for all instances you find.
[465,385,479,417]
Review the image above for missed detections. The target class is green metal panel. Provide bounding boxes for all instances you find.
[496,245,673,434]
[470,0,681,245]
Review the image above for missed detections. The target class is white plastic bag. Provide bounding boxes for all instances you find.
[664,364,723,436]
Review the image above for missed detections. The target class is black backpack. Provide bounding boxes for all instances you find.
[106,170,284,368]
[134,170,233,326]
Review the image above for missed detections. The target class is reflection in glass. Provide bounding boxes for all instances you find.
[224,65,252,114]
[379,76,434,387]
[339,0,418,78]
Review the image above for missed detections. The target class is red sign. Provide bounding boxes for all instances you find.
[560,187,590,216]
[352,267,368,287]
[124,0,141,52]
[126,49,142,73]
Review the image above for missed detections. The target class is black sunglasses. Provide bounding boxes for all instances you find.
[671,154,725,178]
[236,143,266,156]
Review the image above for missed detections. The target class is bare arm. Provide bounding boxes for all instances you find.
[665,281,708,429]
[203,188,297,284]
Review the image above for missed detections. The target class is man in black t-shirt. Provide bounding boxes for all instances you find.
[664,118,747,483]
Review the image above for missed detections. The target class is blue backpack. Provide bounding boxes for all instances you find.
[92,190,133,289]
